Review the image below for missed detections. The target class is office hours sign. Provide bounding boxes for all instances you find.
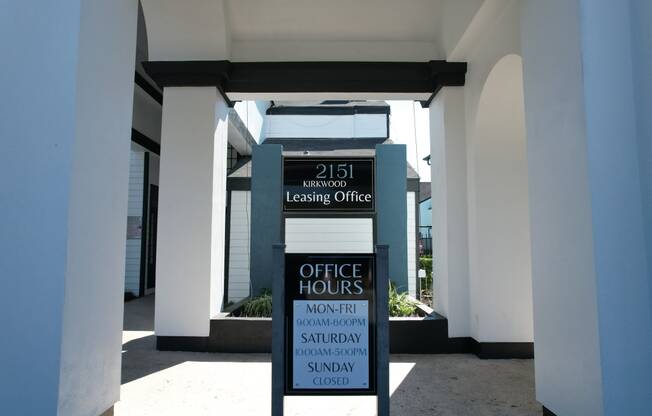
[285,254,375,395]
[283,158,374,211]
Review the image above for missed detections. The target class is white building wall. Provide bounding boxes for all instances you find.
[576,0,651,413]
[56,1,139,415]
[285,218,373,254]
[266,114,388,139]
[2,3,81,414]
[519,0,652,414]
[466,52,533,344]
[155,87,229,337]
[429,87,471,338]
[228,191,252,302]
[407,192,417,297]
[521,0,605,411]
[434,0,535,344]
[1,1,137,413]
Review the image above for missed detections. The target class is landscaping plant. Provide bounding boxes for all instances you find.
[241,290,273,317]
[388,283,418,317]
[238,286,419,318]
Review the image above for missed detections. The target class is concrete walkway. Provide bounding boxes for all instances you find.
[116,296,541,416]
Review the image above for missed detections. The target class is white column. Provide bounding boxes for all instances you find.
[522,0,652,415]
[155,87,229,337]
[0,1,137,415]
[429,87,471,338]
[466,54,533,344]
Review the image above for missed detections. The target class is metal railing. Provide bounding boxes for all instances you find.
[418,226,432,255]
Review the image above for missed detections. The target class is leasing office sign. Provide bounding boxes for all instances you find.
[283,158,374,211]
[285,253,375,394]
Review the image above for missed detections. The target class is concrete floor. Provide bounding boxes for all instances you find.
[116,296,541,416]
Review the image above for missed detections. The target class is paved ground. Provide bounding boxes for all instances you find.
[116,296,541,416]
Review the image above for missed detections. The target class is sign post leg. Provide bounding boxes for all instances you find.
[271,244,286,416]
[375,244,390,416]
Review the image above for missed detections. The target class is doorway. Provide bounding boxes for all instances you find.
[145,184,158,294]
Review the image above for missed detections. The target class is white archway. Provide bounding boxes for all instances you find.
[467,54,534,343]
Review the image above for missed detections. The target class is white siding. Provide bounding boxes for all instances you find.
[124,150,144,295]
[407,192,417,297]
[266,114,388,139]
[227,191,251,302]
[285,218,373,253]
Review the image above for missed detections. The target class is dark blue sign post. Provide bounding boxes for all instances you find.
[271,244,389,415]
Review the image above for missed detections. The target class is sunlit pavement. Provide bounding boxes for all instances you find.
[116,296,541,416]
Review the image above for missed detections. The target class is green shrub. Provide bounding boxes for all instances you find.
[388,283,418,317]
[237,287,419,318]
[241,290,273,317]
[419,256,432,277]
[418,256,433,302]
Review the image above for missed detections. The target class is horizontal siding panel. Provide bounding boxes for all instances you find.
[228,191,251,302]
[285,218,373,254]
[124,150,145,294]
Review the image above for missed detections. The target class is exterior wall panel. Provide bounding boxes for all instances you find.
[228,191,251,301]
[125,150,145,295]
[285,218,373,253]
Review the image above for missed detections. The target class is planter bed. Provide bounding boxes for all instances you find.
[208,301,460,354]
[159,300,531,358]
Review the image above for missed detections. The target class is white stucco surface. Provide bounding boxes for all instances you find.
[429,88,470,338]
[2,1,138,414]
[467,54,533,343]
[155,87,228,336]
[579,1,652,413]
[56,2,138,414]
[521,1,604,414]
[265,114,388,139]
[1,2,81,414]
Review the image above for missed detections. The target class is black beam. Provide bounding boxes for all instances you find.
[266,105,390,116]
[131,128,160,155]
[143,60,467,100]
[134,72,163,105]
[143,61,234,106]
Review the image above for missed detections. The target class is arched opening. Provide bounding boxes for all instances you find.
[468,54,534,343]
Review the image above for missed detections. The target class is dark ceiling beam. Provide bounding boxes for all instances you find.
[143,60,467,106]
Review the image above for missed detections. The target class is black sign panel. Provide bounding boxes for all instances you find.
[285,253,376,395]
[283,158,374,212]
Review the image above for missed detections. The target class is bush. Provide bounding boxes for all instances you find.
[419,256,432,277]
[240,290,273,317]
[237,286,419,318]
[388,283,418,317]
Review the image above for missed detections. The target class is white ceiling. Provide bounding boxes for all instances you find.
[140,0,481,62]
[226,0,442,42]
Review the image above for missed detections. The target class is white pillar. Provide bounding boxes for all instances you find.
[522,0,652,415]
[0,1,137,415]
[466,54,533,344]
[429,87,471,338]
[155,87,229,338]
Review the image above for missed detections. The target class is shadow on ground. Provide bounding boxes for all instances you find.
[122,335,270,384]
[121,295,541,415]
